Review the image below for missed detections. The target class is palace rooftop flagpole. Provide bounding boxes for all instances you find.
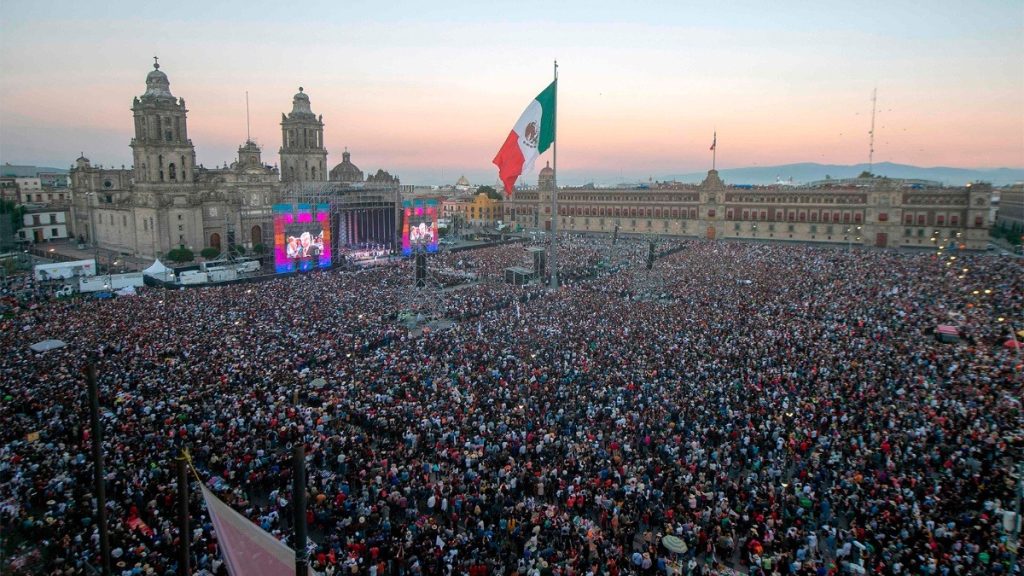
[711,130,717,171]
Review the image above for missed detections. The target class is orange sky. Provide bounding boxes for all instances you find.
[1,1,1021,185]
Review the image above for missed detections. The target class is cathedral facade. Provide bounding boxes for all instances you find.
[70,61,360,260]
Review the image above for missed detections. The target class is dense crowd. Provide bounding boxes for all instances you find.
[1,238,1022,576]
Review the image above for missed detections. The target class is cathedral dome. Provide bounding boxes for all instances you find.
[143,59,174,100]
[329,149,363,183]
[538,161,554,191]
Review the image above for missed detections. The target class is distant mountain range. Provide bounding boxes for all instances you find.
[666,162,1024,187]
[0,163,69,178]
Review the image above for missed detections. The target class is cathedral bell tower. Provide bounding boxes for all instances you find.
[130,57,197,185]
[279,87,328,183]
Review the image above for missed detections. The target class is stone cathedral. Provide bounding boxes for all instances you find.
[69,59,348,260]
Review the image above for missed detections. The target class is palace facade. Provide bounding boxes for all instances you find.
[504,166,994,250]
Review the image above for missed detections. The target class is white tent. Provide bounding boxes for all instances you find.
[30,339,67,352]
[143,259,170,276]
[142,259,174,280]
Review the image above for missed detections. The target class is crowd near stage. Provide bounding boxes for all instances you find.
[1,236,1022,576]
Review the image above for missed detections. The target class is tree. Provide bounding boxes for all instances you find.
[167,247,194,263]
[1,198,26,231]
[477,185,501,201]
[200,247,220,259]
[857,171,874,179]
[230,244,247,255]
[252,243,267,255]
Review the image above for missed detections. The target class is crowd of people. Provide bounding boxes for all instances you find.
[1,237,1021,576]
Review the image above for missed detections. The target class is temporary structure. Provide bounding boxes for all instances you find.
[142,259,174,281]
[30,339,67,353]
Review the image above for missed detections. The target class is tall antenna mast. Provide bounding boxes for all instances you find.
[246,91,251,143]
[868,87,877,173]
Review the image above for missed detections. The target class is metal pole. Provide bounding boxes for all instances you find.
[177,457,191,576]
[549,60,559,289]
[86,363,111,576]
[1008,460,1022,570]
[293,443,308,576]
[1008,320,1022,571]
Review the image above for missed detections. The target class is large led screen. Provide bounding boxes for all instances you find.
[273,203,332,273]
[401,199,439,256]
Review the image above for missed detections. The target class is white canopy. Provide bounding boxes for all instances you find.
[30,339,67,352]
[143,259,171,277]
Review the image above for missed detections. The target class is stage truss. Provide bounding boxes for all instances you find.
[281,181,403,265]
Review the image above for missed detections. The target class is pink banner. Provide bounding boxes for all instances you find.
[200,484,295,576]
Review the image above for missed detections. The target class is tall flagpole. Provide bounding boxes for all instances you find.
[712,130,717,171]
[550,60,559,289]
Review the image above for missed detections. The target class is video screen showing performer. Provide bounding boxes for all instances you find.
[274,203,332,272]
[401,199,439,256]
[284,226,325,259]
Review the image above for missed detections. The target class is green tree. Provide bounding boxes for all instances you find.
[200,247,220,259]
[477,185,501,201]
[167,247,194,263]
[1,198,26,230]
[252,243,267,255]
[230,244,247,255]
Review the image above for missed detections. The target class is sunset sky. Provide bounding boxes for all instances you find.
[1,0,1021,186]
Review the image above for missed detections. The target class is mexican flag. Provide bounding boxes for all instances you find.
[493,80,556,195]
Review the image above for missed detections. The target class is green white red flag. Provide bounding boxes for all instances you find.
[493,80,557,196]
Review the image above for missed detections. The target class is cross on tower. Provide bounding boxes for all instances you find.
[153,56,159,69]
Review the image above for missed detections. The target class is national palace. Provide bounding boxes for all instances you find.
[504,163,994,250]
